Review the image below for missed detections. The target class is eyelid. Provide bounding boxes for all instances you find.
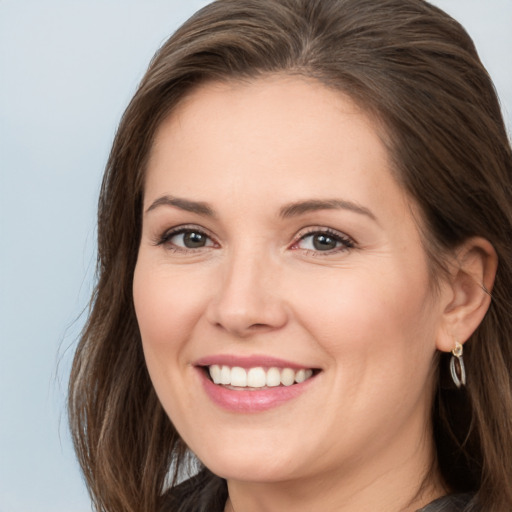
[153,224,218,250]
[290,226,356,253]
[152,224,354,254]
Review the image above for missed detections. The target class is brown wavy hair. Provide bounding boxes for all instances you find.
[68,0,512,510]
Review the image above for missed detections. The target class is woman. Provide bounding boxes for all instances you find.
[68,0,512,511]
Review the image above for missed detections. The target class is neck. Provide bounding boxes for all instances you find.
[224,423,445,512]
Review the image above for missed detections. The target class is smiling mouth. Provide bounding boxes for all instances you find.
[203,365,318,389]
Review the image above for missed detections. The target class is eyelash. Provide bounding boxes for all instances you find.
[290,227,355,255]
[154,225,355,255]
[154,225,217,253]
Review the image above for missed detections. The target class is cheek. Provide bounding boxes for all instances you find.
[133,260,208,348]
[294,267,438,436]
[132,260,208,419]
[290,264,437,373]
[132,260,211,403]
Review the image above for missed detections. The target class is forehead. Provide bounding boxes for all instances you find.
[145,75,399,202]
[152,75,374,149]
[145,75,410,213]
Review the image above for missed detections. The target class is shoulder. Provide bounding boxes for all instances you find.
[159,468,227,512]
[417,493,476,512]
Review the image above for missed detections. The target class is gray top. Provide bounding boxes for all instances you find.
[417,493,475,512]
[163,470,476,512]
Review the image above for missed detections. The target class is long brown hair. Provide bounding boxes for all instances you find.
[68,1,512,510]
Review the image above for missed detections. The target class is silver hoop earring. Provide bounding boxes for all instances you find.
[449,341,466,388]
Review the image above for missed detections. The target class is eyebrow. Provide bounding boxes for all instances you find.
[145,195,215,217]
[145,195,376,222]
[279,199,377,221]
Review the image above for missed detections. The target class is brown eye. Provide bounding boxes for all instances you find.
[311,233,338,251]
[161,228,215,250]
[294,229,354,253]
[182,231,208,248]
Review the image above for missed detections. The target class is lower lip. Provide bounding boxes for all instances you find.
[198,369,316,413]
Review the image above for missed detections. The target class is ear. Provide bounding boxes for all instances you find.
[436,237,498,352]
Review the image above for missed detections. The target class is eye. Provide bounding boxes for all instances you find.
[157,226,216,251]
[292,228,354,253]
[173,230,211,248]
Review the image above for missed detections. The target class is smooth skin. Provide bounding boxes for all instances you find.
[133,76,496,512]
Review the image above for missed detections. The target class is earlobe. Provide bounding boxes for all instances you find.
[435,237,498,353]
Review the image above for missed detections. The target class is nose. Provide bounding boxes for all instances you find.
[205,249,289,338]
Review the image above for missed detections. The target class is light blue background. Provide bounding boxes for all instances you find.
[0,1,510,511]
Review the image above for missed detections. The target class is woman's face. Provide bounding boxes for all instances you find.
[133,76,447,484]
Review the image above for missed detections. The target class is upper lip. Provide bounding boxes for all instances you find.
[193,354,316,370]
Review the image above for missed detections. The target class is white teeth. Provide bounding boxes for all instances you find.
[280,368,295,386]
[231,366,247,387]
[210,364,221,384]
[302,369,313,381]
[220,365,231,385]
[295,368,307,383]
[266,367,281,387]
[247,367,266,388]
[208,365,314,388]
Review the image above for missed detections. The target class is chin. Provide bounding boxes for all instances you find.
[202,457,295,484]
[192,444,299,483]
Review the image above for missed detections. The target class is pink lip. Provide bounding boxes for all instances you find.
[194,361,318,413]
[194,354,311,370]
